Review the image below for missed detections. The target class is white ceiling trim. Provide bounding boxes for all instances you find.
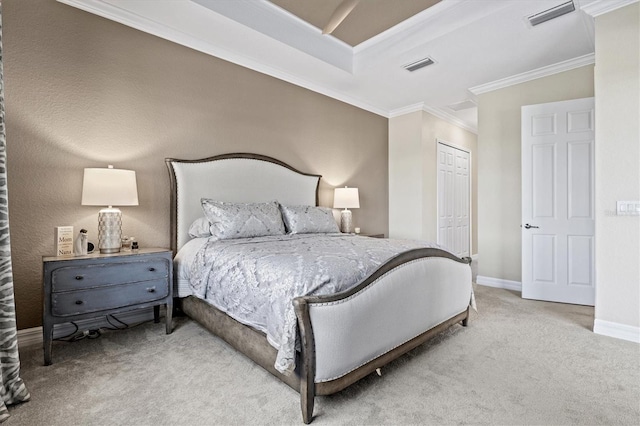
[353,0,466,53]
[577,2,596,51]
[388,103,478,135]
[469,53,595,95]
[191,0,354,73]
[422,105,478,135]
[56,0,478,130]
[581,0,639,17]
[354,0,513,70]
[388,102,425,118]
[56,0,389,117]
[57,0,598,134]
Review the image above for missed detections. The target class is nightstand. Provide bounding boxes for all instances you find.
[42,248,173,365]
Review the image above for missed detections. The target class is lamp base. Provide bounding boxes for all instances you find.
[340,209,353,234]
[98,207,122,253]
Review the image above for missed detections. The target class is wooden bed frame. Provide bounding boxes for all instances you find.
[166,153,472,423]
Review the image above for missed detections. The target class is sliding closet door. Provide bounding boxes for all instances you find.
[437,141,470,257]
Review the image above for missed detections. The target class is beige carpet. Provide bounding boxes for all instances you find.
[8,285,640,425]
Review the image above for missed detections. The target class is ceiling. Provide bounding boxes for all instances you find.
[270,0,442,46]
[58,0,607,133]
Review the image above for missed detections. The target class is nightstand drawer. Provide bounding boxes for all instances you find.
[51,278,169,317]
[51,258,170,292]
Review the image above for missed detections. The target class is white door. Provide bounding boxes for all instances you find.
[437,142,470,257]
[521,97,595,305]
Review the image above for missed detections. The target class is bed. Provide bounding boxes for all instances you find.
[166,153,473,423]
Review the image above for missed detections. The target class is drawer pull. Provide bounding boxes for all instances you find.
[75,276,84,280]
[148,267,156,272]
[147,287,156,293]
[75,300,84,305]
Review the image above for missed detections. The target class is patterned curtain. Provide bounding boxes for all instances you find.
[0,3,31,421]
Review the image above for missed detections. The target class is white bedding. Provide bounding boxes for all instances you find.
[173,237,208,297]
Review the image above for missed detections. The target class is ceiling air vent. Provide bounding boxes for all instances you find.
[448,99,477,112]
[403,57,435,72]
[527,0,575,26]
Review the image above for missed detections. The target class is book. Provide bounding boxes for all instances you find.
[55,226,74,257]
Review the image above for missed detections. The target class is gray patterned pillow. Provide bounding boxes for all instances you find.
[201,199,286,240]
[280,205,340,234]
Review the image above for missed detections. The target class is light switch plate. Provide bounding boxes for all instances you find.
[617,201,640,216]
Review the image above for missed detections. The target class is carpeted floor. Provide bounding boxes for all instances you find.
[8,285,640,425]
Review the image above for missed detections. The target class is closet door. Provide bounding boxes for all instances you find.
[437,142,470,257]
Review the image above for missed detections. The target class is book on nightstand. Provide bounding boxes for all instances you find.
[54,226,74,256]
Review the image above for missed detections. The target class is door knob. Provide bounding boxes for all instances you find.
[524,223,539,229]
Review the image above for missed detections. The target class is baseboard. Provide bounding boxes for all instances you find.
[17,327,45,349]
[476,275,522,292]
[17,308,155,349]
[475,279,639,343]
[594,319,640,344]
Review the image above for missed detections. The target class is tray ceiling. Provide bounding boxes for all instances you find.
[270,0,442,46]
[56,0,618,132]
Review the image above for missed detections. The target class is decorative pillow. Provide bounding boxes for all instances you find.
[280,205,340,234]
[201,199,286,240]
[188,217,212,238]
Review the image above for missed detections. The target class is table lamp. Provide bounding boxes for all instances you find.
[333,186,359,233]
[81,165,139,253]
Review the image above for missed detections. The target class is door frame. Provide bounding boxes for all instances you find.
[436,139,472,257]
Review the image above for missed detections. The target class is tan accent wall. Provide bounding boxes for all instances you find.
[593,3,639,330]
[3,0,389,329]
[477,66,594,282]
[389,111,478,254]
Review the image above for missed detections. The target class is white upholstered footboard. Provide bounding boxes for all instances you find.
[309,255,471,382]
[293,247,472,423]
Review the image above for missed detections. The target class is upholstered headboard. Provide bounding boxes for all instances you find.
[166,153,321,252]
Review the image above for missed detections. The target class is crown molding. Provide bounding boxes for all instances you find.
[469,53,595,95]
[389,102,478,134]
[388,102,426,118]
[56,0,477,129]
[422,105,478,135]
[353,0,466,54]
[354,0,512,70]
[192,0,354,72]
[56,0,388,117]
[581,0,639,17]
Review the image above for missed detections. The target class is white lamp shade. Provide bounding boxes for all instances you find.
[333,187,360,209]
[81,167,139,206]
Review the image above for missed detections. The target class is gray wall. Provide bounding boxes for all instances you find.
[3,0,389,329]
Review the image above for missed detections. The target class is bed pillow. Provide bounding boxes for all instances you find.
[201,199,286,240]
[280,205,340,234]
[188,217,212,238]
